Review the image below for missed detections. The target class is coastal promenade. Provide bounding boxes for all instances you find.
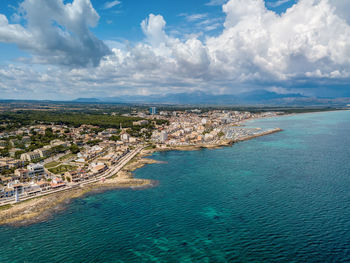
[80,146,144,186]
[0,146,144,207]
[233,128,282,142]
[0,127,282,207]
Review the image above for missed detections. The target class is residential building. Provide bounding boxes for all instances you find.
[121,133,130,142]
[50,139,68,148]
[37,181,51,191]
[51,178,66,189]
[133,120,149,126]
[36,146,52,158]
[0,162,9,173]
[14,169,30,179]
[0,176,13,185]
[91,164,107,174]
[27,164,46,178]
[20,151,41,162]
[160,131,168,143]
[1,158,24,168]
[22,136,31,143]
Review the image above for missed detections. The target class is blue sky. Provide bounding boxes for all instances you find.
[0,0,349,100]
[0,0,295,56]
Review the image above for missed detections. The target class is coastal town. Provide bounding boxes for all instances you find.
[0,108,282,207]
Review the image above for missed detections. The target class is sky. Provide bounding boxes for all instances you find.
[0,0,349,100]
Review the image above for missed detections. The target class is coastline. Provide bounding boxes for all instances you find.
[0,127,282,227]
[0,156,158,227]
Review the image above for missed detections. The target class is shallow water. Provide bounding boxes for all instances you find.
[1,110,350,262]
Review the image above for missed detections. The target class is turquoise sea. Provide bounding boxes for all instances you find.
[1,110,350,262]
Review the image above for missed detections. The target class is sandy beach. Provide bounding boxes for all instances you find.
[0,155,159,226]
[0,128,282,227]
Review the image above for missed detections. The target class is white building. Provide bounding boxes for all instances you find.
[36,146,52,158]
[133,120,149,126]
[121,133,130,142]
[27,164,46,178]
[160,131,168,143]
[20,151,41,162]
[50,139,68,148]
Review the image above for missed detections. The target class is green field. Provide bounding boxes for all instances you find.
[48,165,77,175]
[44,161,61,169]
[59,153,76,161]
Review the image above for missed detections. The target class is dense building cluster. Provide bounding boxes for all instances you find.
[151,110,280,146]
[0,108,281,202]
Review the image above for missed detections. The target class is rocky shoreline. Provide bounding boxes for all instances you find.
[0,155,159,227]
[0,127,282,227]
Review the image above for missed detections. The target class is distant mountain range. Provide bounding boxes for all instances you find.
[72,90,350,106]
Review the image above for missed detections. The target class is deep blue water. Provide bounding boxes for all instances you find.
[1,110,350,262]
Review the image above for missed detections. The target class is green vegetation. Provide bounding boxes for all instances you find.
[202,127,213,135]
[27,128,63,151]
[0,167,15,176]
[51,145,67,154]
[59,153,76,161]
[144,144,156,150]
[14,150,26,159]
[48,165,76,175]
[44,161,61,169]
[218,131,225,138]
[0,111,142,130]
[110,135,121,141]
[86,140,102,146]
[0,148,9,157]
[0,204,12,211]
[31,157,45,164]
[69,144,80,154]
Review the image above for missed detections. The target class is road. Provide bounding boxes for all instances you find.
[80,146,143,186]
[0,146,144,206]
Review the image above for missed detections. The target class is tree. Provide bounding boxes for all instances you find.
[15,150,26,159]
[110,135,120,141]
[86,140,102,146]
[70,144,80,154]
[218,131,225,138]
[0,148,9,157]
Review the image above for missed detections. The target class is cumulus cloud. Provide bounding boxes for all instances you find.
[141,14,168,47]
[0,0,110,67]
[207,0,350,81]
[135,0,350,85]
[330,0,350,24]
[1,0,350,99]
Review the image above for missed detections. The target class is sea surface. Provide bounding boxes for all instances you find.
[1,110,350,262]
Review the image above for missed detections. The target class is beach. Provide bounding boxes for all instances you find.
[0,127,282,226]
[0,154,158,226]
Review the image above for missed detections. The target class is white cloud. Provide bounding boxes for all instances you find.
[205,0,227,6]
[1,0,350,99]
[206,0,350,80]
[141,14,168,47]
[103,1,121,10]
[0,0,110,67]
[185,13,208,22]
[266,0,292,8]
[330,0,350,24]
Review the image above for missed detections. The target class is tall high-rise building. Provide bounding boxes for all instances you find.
[150,107,157,115]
